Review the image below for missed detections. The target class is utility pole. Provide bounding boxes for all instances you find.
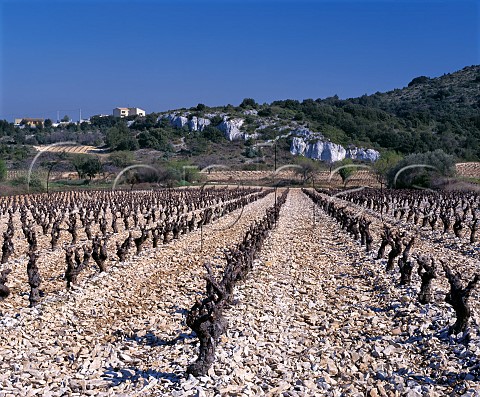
[274,141,277,172]
[274,140,277,215]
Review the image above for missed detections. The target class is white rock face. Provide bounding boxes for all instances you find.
[163,114,212,132]
[346,147,380,162]
[188,116,211,132]
[244,132,260,140]
[290,137,308,156]
[289,129,379,163]
[164,114,189,129]
[217,118,245,141]
[308,141,347,162]
[291,137,346,162]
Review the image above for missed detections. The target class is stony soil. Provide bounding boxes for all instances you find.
[0,189,479,397]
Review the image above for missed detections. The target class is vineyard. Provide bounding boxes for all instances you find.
[32,145,105,155]
[0,187,479,396]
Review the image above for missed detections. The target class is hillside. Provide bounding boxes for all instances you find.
[380,65,480,110]
[130,64,480,164]
[1,65,479,173]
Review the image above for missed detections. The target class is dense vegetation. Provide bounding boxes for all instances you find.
[269,65,480,159]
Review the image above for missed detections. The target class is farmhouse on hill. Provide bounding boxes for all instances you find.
[14,118,44,128]
[113,107,146,118]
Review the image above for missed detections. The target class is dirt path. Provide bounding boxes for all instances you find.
[186,189,479,396]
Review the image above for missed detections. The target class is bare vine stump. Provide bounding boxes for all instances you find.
[65,246,92,289]
[99,218,108,237]
[347,219,359,240]
[440,212,451,233]
[363,220,373,252]
[417,256,437,304]
[152,226,161,248]
[27,251,41,307]
[453,214,464,238]
[84,221,93,240]
[188,214,196,232]
[134,227,149,255]
[92,235,108,272]
[116,233,132,262]
[186,301,226,377]
[116,242,126,262]
[386,233,403,272]
[1,232,14,264]
[398,236,415,281]
[442,262,479,334]
[111,215,119,233]
[51,220,61,250]
[399,259,414,285]
[25,224,38,252]
[66,214,78,244]
[163,223,172,244]
[468,218,478,244]
[186,264,227,377]
[172,223,180,240]
[0,268,12,300]
[377,225,391,259]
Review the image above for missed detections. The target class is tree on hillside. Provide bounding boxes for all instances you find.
[71,155,103,181]
[209,115,223,126]
[0,120,16,137]
[294,156,321,184]
[41,151,68,193]
[240,98,258,109]
[202,125,224,143]
[125,168,159,190]
[90,115,118,130]
[106,124,138,151]
[83,157,103,180]
[338,158,356,187]
[108,151,134,168]
[372,151,402,188]
[408,76,430,87]
[387,149,455,188]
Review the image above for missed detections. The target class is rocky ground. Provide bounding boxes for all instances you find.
[0,189,479,396]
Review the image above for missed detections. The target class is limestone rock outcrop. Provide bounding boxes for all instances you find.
[164,114,189,129]
[188,116,211,132]
[217,118,245,141]
[290,129,379,162]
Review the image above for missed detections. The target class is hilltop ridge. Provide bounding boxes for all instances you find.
[148,65,480,163]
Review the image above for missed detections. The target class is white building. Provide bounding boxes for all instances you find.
[128,107,146,116]
[113,107,146,118]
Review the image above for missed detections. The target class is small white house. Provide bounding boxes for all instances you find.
[113,107,146,118]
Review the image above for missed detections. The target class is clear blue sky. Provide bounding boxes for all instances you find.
[1,0,478,121]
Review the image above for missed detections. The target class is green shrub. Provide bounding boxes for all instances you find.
[109,151,134,167]
[202,126,225,143]
[387,149,455,188]
[10,175,45,192]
